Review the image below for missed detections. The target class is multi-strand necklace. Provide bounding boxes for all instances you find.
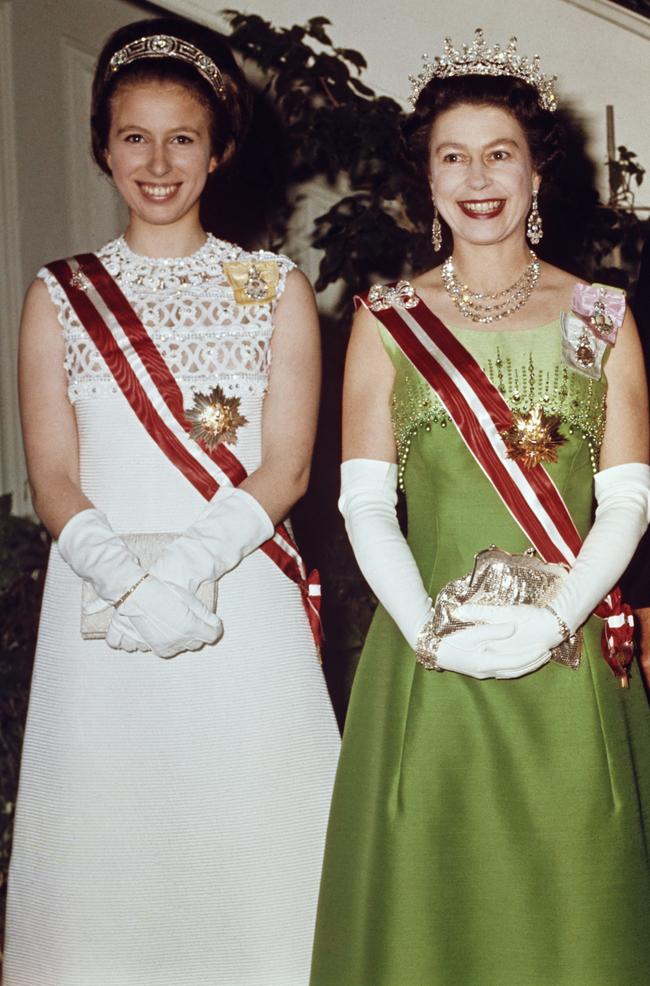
[441,250,541,324]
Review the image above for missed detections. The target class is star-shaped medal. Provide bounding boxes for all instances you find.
[501,404,566,470]
[186,385,248,450]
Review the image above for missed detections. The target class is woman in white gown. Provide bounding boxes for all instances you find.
[4,16,340,985]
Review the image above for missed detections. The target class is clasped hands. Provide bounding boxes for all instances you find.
[57,489,274,659]
[423,603,565,680]
[105,570,222,659]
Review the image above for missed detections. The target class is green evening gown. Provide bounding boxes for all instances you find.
[310,313,650,986]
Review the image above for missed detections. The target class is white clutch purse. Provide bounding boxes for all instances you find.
[80,532,218,640]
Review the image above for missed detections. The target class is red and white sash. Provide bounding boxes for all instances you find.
[359,289,634,680]
[48,253,322,647]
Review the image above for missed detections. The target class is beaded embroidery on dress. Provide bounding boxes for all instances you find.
[39,234,294,406]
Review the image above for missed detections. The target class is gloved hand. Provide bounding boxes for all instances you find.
[339,458,433,648]
[58,508,222,657]
[149,486,275,594]
[434,603,561,679]
[106,575,223,659]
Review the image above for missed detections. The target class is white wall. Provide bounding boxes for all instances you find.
[163,0,650,206]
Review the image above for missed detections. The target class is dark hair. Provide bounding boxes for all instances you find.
[91,17,251,176]
[402,74,564,182]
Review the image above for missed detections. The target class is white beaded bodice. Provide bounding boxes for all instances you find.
[38,234,295,407]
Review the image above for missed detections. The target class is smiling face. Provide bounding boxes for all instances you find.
[428,103,539,249]
[104,81,217,231]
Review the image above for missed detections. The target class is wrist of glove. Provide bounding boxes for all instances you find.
[418,603,562,680]
[150,487,274,594]
[57,508,143,604]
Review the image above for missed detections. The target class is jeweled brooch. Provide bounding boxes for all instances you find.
[223,260,280,305]
[185,385,248,450]
[572,284,625,346]
[368,281,419,312]
[560,312,606,379]
[501,404,566,469]
[70,269,91,292]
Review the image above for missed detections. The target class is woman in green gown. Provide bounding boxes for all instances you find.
[310,31,650,986]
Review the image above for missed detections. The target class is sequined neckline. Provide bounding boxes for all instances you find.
[98,234,243,293]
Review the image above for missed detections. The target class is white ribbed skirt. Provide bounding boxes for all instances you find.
[4,397,340,985]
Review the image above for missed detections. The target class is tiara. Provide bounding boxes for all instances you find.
[408,28,557,112]
[107,34,226,100]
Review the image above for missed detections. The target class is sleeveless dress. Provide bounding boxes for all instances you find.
[4,235,341,986]
[310,307,650,986]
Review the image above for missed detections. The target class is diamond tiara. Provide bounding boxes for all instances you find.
[408,28,557,112]
[107,34,226,100]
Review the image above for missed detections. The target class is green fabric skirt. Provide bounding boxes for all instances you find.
[310,609,650,985]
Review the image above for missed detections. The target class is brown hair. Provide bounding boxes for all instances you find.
[402,74,564,181]
[91,17,251,177]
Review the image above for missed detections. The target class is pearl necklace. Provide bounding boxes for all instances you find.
[441,250,540,324]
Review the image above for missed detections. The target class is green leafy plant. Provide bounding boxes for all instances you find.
[609,144,646,209]
[592,145,650,286]
[222,11,435,309]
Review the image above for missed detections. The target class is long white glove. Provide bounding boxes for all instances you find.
[436,607,561,679]
[443,461,650,679]
[148,486,275,594]
[339,458,432,649]
[58,508,222,658]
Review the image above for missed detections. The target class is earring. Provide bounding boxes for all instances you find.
[431,202,442,252]
[527,189,543,244]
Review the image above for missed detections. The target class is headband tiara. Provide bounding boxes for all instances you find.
[107,34,226,100]
[408,28,557,112]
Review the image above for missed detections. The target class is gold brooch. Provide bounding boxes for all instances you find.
[223,260,280,305]
[501,404,566,469]
[574,328,596,368]
[185,386,248,450]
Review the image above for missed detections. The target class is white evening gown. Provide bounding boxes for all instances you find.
[3,235,340,986]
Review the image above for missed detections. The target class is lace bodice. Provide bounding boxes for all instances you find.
[38,235,295,406]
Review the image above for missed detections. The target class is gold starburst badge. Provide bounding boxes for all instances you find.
[223,260,280,304]
[186,386,248,450]
[501,404,566,469]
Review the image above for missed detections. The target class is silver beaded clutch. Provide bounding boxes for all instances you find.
[81,532,218,640]
[417,545,581,671]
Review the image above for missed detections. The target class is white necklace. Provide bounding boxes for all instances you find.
[441,250,540,324]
